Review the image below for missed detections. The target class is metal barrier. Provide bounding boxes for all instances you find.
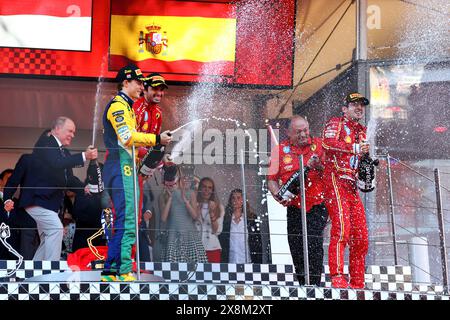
[1,143,449,291]
[373,154,449,291]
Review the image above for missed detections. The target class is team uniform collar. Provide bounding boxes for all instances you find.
[343,115,360,126]
[146,100,160,110]
[118,91,134,107]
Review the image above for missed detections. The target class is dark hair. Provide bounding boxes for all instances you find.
[225,188,255,219]
[0,169,13,180]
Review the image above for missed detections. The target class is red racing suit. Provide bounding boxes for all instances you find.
[321,116,368,286]
[133,97,163,156]
[132,97,163,226]
[268,137,325,213]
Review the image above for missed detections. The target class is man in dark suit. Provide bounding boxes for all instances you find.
[5,117,98,261]
[3,154,39,260]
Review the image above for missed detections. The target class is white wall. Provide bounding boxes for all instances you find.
[266,193,292,265]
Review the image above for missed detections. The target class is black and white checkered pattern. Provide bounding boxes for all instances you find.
[0,282,448,300]
[0,260,448,300]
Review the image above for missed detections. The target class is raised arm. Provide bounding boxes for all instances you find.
[159,189,173,223]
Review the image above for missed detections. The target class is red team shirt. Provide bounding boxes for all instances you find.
[133,96,162,135]
[268,137,325,212]
[133,96,163,158]
[321,116,367,181]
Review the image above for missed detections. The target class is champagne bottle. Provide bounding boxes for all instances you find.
[86,160,104,193]
[357,153,379,193]
[140,144,166,176]
[275,166,311,202]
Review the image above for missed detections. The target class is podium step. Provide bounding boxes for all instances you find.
[0,260,447,300]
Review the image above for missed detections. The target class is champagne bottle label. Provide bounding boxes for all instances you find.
[357,154,379,193]
[275,167,310,201]
[87,160,104,193]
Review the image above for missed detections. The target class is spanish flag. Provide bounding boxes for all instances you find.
[109,0,236,76]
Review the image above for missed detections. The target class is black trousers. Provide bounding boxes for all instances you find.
[287,203,328,286]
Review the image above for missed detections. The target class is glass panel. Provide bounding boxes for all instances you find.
[369,62,450,285]
[440,171,450,284]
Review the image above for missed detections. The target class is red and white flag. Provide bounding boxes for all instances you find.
[0,0,92,51]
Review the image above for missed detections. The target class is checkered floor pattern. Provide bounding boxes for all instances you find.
[0,260,448,300]
[0,282,448,301]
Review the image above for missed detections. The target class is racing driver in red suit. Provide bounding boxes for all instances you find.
[321,92,371,289]
[133,73,167,148]
[132,73,169,253]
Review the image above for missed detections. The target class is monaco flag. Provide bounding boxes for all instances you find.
[0,0,92,51]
